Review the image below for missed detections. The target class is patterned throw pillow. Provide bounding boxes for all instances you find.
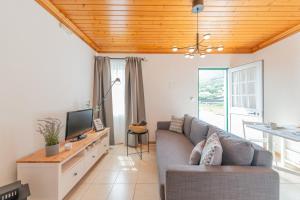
[200,133,223,166]
[189,140,206,165]
[169,116,184,133]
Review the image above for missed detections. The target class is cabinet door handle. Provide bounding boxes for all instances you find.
[74,172,78,176]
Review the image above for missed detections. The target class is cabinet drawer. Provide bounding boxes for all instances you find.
[86,146,99,169]
[62,159,85,197]
[102,136,109,150]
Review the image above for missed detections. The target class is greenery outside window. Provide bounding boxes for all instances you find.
[198,68,228,131]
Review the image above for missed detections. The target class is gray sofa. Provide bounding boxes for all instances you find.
[156,115,279,200]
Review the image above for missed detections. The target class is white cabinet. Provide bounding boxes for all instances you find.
[61,156,85,197]
[17,128,110,200]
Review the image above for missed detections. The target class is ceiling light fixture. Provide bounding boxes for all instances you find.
[206,47,212,53]
[203,33,211,40]
[184,53,190,59]
[171,0,224,59]
[188,47,195,53]
[217,46,224,52]
[172,47,179,52]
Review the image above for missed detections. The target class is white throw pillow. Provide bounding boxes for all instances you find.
[200,133,223,166]
[169,116,184,133]
[189,140,206,165]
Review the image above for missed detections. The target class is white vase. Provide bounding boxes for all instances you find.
[45,144,60,157]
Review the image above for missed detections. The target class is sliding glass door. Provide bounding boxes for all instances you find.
[198,68,228,130]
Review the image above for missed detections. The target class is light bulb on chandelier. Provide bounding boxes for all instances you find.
[200,53,206,58]
[188,47,195,53]
[203,33,211,40]
[206,48,213,53]
[172,47,178,52]
[217,46,224,52]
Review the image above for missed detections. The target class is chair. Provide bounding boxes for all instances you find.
[0,181,30,200]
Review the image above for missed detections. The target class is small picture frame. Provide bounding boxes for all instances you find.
[93,118,104,132]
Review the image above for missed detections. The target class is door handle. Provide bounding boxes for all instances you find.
[248,112,260,116]
[248,112,257,115]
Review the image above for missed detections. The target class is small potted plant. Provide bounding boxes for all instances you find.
[37,118,62,157]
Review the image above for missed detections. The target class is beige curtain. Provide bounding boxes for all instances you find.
[125,57,146,147]
[93,56,115,145]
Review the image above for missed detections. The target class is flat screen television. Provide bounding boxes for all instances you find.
[65,109,93,141]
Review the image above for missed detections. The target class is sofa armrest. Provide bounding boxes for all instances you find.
[166,165,279,200]
[157,121,171,130]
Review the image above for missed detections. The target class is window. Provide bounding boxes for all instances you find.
[111,59,126,144]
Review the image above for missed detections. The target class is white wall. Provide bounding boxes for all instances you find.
[0,0,95,186]
[254,33,300,125]
[101,53,253,141]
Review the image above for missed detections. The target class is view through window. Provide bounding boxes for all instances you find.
[198,69,228,130]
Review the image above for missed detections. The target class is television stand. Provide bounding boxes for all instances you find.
[16,128,110,200]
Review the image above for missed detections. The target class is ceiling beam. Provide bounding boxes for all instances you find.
[35,0,100,52]
[252,23,300,52]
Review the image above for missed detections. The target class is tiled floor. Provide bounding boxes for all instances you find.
[65,144,159,200]
[278,169,300,200]
[65,144,300,200]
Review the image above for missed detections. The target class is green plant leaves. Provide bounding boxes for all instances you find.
[37,118,62,146]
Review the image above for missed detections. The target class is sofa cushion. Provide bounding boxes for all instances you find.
[189,119,209,145]
[220,136,255,166]
[183,114,194,137]
[200,133,223,166]
[169,116,184,133]
[251,143,273,167]
[156,129,194,193]
[207,125,227,138]
[189,140,206,165]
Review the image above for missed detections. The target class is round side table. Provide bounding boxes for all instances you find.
[126,129,149,159]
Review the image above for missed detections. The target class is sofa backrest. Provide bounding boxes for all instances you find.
[183,114,194,137]
[189,119,209,145]
[183,115,273,167]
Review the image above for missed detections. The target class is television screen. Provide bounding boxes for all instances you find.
[65,109,93,140]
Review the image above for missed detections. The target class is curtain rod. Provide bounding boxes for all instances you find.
[108,57,147,61]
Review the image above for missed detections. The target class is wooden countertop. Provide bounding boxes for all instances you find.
[16,129,109,164]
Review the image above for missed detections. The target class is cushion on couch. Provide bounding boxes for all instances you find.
[169,116,184,133]
[200,133,223,166]
[183,114,194,137]
[251,143,273,167]
[189,119,209,145]
[189,140,206,165]
[207,125,227,138]
[220,136,255,166]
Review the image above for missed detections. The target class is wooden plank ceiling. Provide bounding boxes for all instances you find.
[37,0,300,54]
